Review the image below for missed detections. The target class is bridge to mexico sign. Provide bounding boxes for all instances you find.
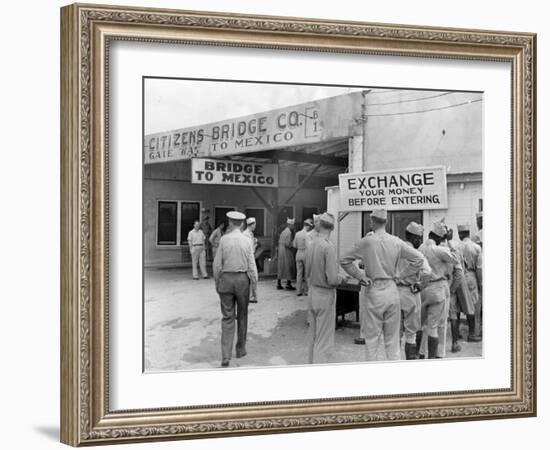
[144,92,362,164]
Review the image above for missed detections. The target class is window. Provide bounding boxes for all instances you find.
[157,201,178,245]
[277,205,294,227]
[214,207,236,230]
[302,206,320,224]
[180,202,201,245]
[362,210,423,240]
[245,208,265,236]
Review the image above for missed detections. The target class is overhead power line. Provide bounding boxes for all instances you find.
[365,98,482,117]
[367,92,453,106]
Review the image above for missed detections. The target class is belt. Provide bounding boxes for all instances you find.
[192,244,204,247]
[428,277,447,283]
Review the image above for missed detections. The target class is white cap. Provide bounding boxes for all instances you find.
[319,212,335,227]
[246,217,256,225]
[286,218,295,225]
[371,209,387,221]
[431,221,447,238]
[457,223,470,232]
[227,211,246,221]
[405,221,424,237]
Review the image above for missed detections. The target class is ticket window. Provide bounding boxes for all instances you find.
[362,210,423,239]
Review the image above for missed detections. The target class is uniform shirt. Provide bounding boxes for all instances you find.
[209,227,223,248]
[293,228,309,251]
[213,228,257,281]
[305,235,340,288]
[419,239,459,281]
[459,237,482,271]
[395,241,431,285]
[242,228,257,252]
[340,229,424,281]
[306,229,320,246]
[187,228,206,246]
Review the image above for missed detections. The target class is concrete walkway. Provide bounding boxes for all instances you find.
[144,268,482,371]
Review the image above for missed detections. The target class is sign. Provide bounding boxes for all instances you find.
[144,92,362,164]
[338,166,448,211]
[191,158,279,187]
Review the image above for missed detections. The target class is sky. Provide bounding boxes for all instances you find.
[144,79,365,134]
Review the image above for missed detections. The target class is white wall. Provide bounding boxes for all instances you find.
[0,1,547,450]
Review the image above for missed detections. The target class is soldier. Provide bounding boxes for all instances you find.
[243,217,258,304]
[474,211,483,247]
[293,218,313,297]
[187,220,208,280]
[305,213,343,363]
[395,222,431,360]
[340,209,424,361]
[445,226,479,352]
[213,211,257,368]
[200,215,213,260]
[306,213,321,245]
[209,222,225,262]
[277,218,296,290]
[457,223,483,339]
[418,221,459,359]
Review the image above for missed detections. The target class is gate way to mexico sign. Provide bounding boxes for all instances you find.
[191,158,279,187]
[144,92,362,164]
[339,166,448,211]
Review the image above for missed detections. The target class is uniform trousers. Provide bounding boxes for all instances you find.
[307,286,336,364]
[465,270,482,336]
[363,280,401,361]
[449,272,475,317]
[295,250,308,295]
[217,272,250,360]
[190,245,207,278]
[419,280,449,357]
[398,286,422,346]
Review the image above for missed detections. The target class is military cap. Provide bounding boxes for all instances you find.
[405,221,424,237]
[457,223,470,232]
[304,218,314,227]
[319,212,335,227]
[286,218,295,225]
[246,217,256,225]
[476,211,483,219]
[431,221,447,238]
[313,213,321,223]
[371,209,387,221]
[227,211,246,221]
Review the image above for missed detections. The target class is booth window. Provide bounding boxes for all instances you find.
[362,210,423,240]
[180,202,200,245]
[245,208,265,236]
[157,201,178,245]
[214,207,236,230]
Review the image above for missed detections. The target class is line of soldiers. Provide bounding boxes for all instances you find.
[211,208,482,367]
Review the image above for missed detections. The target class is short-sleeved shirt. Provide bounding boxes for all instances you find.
[306,236,340,289]
[187,229,206,246]
[396,241,431,285]
[293,229,309,251]
[459,238,482,271]
[242,228,257,252]
[419,239,459,281]
[213,228,257,281]
[340,229,425,281]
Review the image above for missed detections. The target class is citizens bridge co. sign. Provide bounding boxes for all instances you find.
[339,166,448,211]
[144,92,362,164]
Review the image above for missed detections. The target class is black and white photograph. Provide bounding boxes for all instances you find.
[143,78,484,372]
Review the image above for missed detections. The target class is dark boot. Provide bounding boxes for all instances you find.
[450,319,462,353]
[416,331,424,359]
[405,343,418,360]
[285,281,296,291]
[467,314,482,342]
[428,336,439,359]
[276,280,283,290]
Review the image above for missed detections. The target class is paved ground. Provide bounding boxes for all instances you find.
[144,268,482,372]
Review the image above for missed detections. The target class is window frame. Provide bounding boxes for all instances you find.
[154,199,203,249]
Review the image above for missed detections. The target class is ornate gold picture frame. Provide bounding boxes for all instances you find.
[60,3,536,446]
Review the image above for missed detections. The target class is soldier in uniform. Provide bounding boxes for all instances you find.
[340,209,425,361]
[458,223,483,339]
[474,211,483,247]
[395,222,431,360]
[418,222,459,359]
[209,222,225,262]
[187,220,208,280]
[277,218,296,290]
[305,213,343,363]
[213,211,258,368]
[243,217,258,303]
[293,218,313,297]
